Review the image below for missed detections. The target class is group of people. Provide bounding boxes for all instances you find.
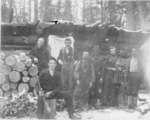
[29,36,142,119]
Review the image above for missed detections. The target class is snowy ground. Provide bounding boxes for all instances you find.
[0,93,150,120]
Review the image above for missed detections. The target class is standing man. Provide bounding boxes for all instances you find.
[74,51,95,110]
[29,37,51,73]
[127,48,141,109]
[102,47,118,106]
[57,38,76,91]
[37,58,80,119]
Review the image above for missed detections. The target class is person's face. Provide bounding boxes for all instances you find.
[37,38,45,48]
[82,52,89,61]
[48,59,57,71]
[65,40,72,47]
[110,48,116,55]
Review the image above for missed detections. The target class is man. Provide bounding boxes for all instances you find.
[89,45,105,108]
[74,51,95,110]
[37,58,80,119]
[57,38,76,91]
[29,37,51,73]
[102,46,118,106]
[127,48,141,109]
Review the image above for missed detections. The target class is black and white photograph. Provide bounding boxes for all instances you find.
[0,0,150,120]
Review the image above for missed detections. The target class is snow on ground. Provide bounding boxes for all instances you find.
[0,93,150,120]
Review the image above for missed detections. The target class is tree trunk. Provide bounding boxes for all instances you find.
[126,1,137,30]
[34,0,38,22]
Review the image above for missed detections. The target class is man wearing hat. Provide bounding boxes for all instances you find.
[57,38,76,91]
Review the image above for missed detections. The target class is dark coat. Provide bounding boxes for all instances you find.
[29,46,51,71]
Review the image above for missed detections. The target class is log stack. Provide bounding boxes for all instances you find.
[0,51,39,98]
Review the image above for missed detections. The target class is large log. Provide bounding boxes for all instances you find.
[5,55,17,66]
[22,70,28,76]
[18,83,29,93]
[14,62,26,72]
[0,64,11,75]
[10,82,18,90]
[9,71,21,83]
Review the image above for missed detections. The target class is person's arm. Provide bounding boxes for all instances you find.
[57,49,63,65]
[90,63,95,87]
[53,72,62,93]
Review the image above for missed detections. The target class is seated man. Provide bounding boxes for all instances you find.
[37,57,80,119]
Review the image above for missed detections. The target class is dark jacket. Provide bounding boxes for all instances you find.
[39,69,61,93]
[29,46,50,71]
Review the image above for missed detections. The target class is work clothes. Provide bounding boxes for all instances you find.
[37,70,74,119]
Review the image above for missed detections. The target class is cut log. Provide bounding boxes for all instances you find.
[4,91,11,97]
[2,82,10,92]
[10,82,18,90]
[28,65,38,76]
[0,64,11,75]
[18,83,29,93]
[14,62,26,72]
[0,73,6,85]
[0,88,3,96]
[11,90,18,95]
[29,76,38,87]
[22,76,30,82]
[0,52,6,60]
[22,70,28,76]
[9,71,21,83]
[5,55,17,66]
[19,52,27,62]
[25,58,32,67]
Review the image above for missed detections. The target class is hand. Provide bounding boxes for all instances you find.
[76,80,80,85]
[39,90,44,96]
[45,91,53,98]
[89,82,93,88]
[58,60,63,65]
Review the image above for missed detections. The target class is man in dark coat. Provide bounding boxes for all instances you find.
[57,38,77,91]
[29,37,51,73]
[37,58,80,119]
[102,47,118,106]
[74,51,95,110]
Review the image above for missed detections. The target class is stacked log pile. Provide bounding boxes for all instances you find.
[0,51,39,97]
